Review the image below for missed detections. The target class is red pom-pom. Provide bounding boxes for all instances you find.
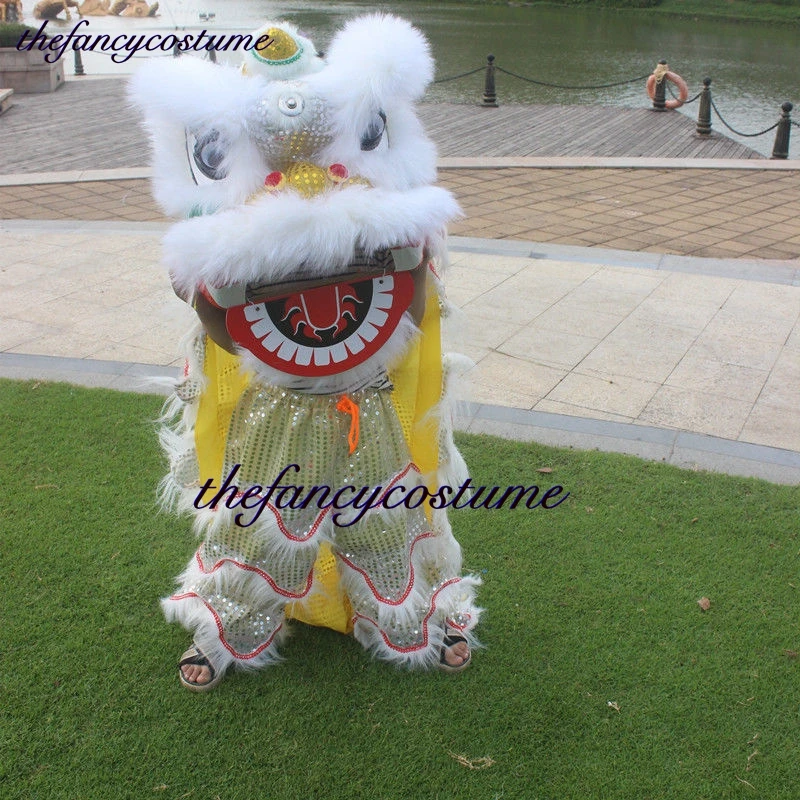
[264,171,285,190]
[327,163,348,183]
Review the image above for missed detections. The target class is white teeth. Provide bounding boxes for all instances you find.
[236,277,400,374]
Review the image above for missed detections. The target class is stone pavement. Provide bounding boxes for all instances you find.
[2,162,800,259]
[2,155,800,483]
[3,161,800,484]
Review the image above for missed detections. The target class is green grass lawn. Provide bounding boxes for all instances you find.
[1,378,799,799]
[621,0,800,23]
[470,0,800,24]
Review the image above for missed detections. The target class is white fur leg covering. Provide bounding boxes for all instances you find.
[336,493,481,670]
[436,353,474,489]
[163,555,294,672]
[155,326,208,514]
[351,574,482,669]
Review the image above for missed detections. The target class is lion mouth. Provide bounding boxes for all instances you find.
[226,273,413,377]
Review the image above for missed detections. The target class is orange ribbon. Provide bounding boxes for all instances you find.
[336,395,360,454]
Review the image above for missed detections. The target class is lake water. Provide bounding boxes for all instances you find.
[24,0,799,157]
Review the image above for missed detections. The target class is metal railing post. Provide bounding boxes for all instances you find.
[481,54,498,108]
[696,77,712,135]
[652,59,667,111]
[771,102,793,159]
[73,48,85,77]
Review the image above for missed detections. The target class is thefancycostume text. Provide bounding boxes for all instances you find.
[193,464,570,528]
[16,20,275,64]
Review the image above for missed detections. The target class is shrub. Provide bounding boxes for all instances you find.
[541,0,663,6]
[0,23,34,49]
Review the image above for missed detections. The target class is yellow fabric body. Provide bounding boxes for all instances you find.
[193,280,442,635]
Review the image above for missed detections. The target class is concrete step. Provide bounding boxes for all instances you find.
[0,87,13,116]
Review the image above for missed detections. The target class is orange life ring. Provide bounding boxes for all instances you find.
[646,70,688,110]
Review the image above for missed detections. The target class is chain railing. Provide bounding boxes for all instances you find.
[433,55,795,159]
[682,76,793,158]
[72,45,796,159]
[432,66,485,84]
[710,99,780,138]
[493,65,650,91]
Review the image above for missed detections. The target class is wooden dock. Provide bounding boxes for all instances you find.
[420,103,763,160]
[0,77,763,175]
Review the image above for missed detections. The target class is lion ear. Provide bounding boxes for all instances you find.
[321,14,434,103]
[129,57,250,133]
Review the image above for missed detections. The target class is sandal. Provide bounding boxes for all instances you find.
[439,626,472,674]
[178,644,224,692]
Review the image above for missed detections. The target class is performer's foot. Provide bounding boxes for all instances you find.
[439,626,471,673]
[178,643,223,691]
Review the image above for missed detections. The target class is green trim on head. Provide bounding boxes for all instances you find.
[251,43,305,67]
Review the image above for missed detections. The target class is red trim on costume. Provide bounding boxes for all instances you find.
[374,462,421,495]
[351,577,462,653]
[336,531,436,606]
[169,591,283,660]
[212,494,331,543]
[445,614,471,632]
[194,549,314,600]
[256,502,328,543]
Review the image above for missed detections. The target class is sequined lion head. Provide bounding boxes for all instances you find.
[130,13,459,298]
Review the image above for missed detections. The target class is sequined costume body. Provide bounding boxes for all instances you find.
[133,14,482,672]
[162,307,481,672]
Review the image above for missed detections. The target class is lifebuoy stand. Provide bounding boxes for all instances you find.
[647,63,689,111]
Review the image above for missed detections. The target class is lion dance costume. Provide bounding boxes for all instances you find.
[131,14,481,684]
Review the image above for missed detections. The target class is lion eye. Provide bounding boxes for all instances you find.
[360,110,386,151]
[191,129,228,181]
